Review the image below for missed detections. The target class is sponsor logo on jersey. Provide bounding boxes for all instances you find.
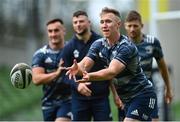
[145,46,153,54]
[45,57,53,63]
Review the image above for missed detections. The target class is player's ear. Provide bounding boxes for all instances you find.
[117,20,121,29]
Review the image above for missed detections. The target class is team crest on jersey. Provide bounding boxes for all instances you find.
[73,49,79,58]
[145,46,153,54]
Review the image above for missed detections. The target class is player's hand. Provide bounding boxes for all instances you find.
[114,95,124,109]
[77,82,92,96]
[65,59,79,81]
[165,87,173,104]
[77,71,90,82]
[56,59,65,75]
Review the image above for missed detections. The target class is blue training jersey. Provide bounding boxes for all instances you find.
[32,45,71,105]
[87,35,154,103]
[134,34,163,80]
[61,31,110,99]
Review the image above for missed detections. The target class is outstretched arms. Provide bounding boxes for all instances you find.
[66,57,94,81]
[77,59,125,82]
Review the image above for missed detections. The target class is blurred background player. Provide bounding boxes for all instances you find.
[66,7,157,121]
[31,18,71,122]
[124,10,173,121]
[61,10,112,121]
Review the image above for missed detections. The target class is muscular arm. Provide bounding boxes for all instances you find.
[157,58,173,103]
[80,57,95,72]
[32,67,61,85]
[88,59,125,81]
[110,81,124,108]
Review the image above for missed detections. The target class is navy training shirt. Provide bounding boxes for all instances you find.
[32,45,71,105]
[87,35,154,102]
[62,31,110,99]
[134,34,163,80]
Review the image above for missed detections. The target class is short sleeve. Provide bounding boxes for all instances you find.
[32,51,45,68]
[86,39,103,61]
[114,44,137,66]
[153,38,164,60]
[61,42,74,67]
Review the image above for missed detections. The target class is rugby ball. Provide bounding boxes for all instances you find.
[10,63,32,89]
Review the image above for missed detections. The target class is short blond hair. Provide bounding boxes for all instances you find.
[100,7,121,19]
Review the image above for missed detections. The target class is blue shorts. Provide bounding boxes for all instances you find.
[151,99,159,118]
[118,97,158,120]
[149,78,159,118]
[121,91,157,121]
[72,96,112,121]
[42,98,72,121]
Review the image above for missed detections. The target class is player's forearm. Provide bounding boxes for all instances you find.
[110,81,118,97]
[76,64,84,76]
[160,68,172,90]
[76,57,94,76]
[158,59,172,90]
[33,71,59,85]
[88,68,116,81]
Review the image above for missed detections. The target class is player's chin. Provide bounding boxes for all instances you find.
[52,39,61,44]
[103,33,110,38]
[76,31,84,35]
[129,33,137,38]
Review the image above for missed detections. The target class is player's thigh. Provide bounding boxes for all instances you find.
[42,106,56,121]
[55,117,71,122]
[71,98,91,121]
[56,99,72,120]
[125,92,157,121]
[92,97,112,121]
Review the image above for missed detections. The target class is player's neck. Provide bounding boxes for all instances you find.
[50,41,64,50]
[107,33,120,46]
[131,33,143,44]
[76,30,92,43]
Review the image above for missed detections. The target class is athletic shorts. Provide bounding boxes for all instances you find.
[71,96,112,121]
[151,99,159,118]
[122,91,157,121]
[118,97,158,121]
[42,98,72,121]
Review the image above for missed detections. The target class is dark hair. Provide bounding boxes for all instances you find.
[73,10,88,17]
[46,18,64,26]
[125,10,142,23]
[100,7,121,18]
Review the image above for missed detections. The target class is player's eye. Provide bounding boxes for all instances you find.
[48,30,52,33]
[100,19,112,24]
[73,21,77,25]
[105,19,112,23]
[100,20,104,24]
[79,20,85,23]
[54,29,59,32]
